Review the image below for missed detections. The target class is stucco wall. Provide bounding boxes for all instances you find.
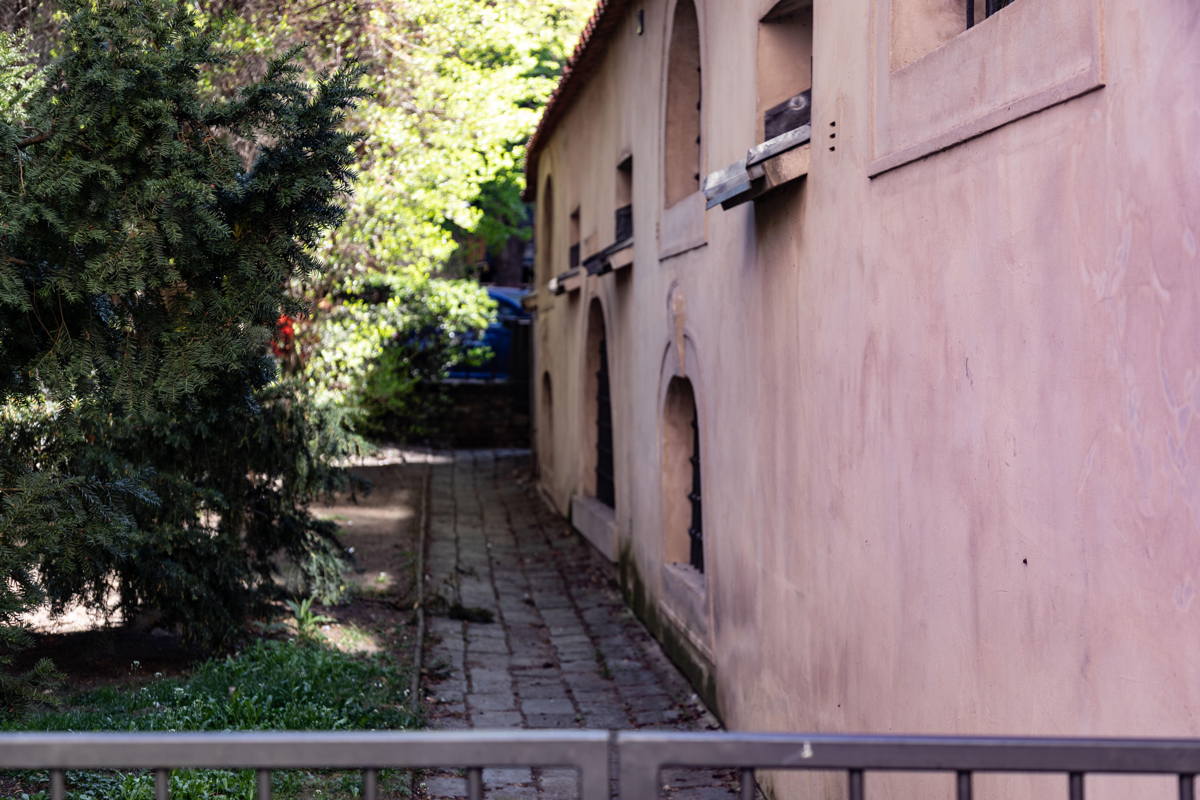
[530,0,1200,795]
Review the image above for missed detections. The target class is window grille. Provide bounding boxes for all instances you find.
[967,0,1015,28]
[688,407,703,573]
[595,337,615,508]
[614,204,634,243]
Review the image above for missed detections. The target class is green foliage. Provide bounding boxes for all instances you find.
[0,32,43,116]
[197,0,589,427]
[1,638,417,799]
[306,273,495,436]
[285,596,334,639]
[0,0,591,653]
[0,0,368,647]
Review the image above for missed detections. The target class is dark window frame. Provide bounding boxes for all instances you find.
[966,0,1016,29]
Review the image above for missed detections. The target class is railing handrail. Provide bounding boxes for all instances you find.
[617,731,1200,772]
[0,729,609,769]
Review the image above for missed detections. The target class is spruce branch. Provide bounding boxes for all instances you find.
[16,129,50,148]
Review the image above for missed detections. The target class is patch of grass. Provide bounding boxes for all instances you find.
[1,639,419,799]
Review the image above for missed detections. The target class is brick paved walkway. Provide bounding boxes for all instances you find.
[419,450,740,799]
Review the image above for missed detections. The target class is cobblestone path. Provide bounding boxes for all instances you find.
[419,450,740,799]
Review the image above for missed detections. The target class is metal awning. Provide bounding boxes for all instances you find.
[702,123,813,210]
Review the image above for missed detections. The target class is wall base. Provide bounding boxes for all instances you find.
[570,494,618,561]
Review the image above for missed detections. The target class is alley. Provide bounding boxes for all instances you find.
[419,450,740,799]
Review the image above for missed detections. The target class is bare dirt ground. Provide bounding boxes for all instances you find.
[308,448,428,658]
[7,447,428,691]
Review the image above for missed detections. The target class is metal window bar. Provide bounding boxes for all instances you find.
[618,732,1200,799]
[614,204,634,243]
[687,403,704,573]
[967,0,1015,28]
[0,730,610,800]
[595,336,616,508]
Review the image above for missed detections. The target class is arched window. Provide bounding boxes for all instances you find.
[664,0,701,207]
[662,377,703,573]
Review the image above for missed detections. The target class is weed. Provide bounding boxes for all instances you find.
[285,597,335,639]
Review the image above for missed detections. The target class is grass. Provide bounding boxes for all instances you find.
[0,638,420,800]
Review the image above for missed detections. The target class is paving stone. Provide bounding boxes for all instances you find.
[539,770,579,800]
[524,712,579,728]
[470,709,524,727]
[422,774,467,798]
[515,682,571,701]
[582,709,629,728]
[421,452,739,799]
[521,697,574,715]
[466,692,517,712]
[485,767,533,785]
[564,676,618,696]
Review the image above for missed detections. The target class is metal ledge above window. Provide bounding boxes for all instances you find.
[583,238,635,277]
[702,123,811,210]
[548,267,584,295]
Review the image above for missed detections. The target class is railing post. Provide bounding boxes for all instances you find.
[1069,772,1085,800]
[848,768,865,800]
[154,768,170,800]
[956,770,972,800]
[739,768,756,800]
[466,767,483,800]
[49,769,65,800]
[616,732,663,799]
[257,768,271,799]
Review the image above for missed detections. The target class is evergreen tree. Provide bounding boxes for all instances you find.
[0,0,366,647]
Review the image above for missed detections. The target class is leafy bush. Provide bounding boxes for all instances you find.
[305,273,495,438]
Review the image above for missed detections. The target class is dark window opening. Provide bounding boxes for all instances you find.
[615,155,634,243]
[595,336,615,508]
[569,206,581,268]
[758,0,813,144]
[967,0,1016,28]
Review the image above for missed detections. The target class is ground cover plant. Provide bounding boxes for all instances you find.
[0,637,419,799]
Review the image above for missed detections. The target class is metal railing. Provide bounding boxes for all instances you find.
[617,732,1200,799]
[5,730,1200,799]
[0,730,610,800]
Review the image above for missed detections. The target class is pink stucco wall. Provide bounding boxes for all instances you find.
[531,0,1200,794]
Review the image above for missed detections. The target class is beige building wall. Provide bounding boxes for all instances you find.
[530,0,1200,792]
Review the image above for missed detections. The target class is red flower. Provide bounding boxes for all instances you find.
[272,313,296,357]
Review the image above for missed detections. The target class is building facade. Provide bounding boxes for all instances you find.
[526,0,1200,792]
